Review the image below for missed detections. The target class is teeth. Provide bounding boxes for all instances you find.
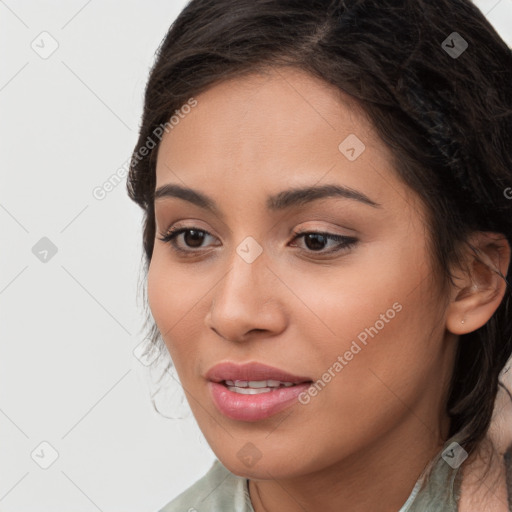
[223,379,297,393]
[227,386,272,394]
[224,380,249,387]
[248,380,269,388]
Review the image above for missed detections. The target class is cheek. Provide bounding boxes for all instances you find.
[146,252,204,366]
[291,241,439,406]
[285,239,427,351]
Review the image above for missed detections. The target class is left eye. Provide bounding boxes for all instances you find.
[157,227,358,256]
[289,230,358,254]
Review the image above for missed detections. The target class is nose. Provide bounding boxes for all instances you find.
[204,248,287,343]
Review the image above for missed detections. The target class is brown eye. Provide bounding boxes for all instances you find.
[303,233,329,251]
[290,230,358,254]
[181,229,206,248]
[158,226,218,255]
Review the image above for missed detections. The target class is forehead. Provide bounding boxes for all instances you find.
[153,66,412,217]
[157,67,378,166]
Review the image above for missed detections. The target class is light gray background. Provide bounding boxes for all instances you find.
[0,1,511,511]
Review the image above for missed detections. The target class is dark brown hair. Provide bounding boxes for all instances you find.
[127,0,512,455]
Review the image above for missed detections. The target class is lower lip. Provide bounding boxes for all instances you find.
[208,381,312,421]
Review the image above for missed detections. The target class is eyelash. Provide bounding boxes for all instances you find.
[157,225,358,257]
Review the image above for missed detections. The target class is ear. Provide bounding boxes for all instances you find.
[446,232,510,335]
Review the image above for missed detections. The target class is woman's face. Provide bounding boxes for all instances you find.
[148,67,457,478]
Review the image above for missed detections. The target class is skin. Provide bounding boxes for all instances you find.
[147,66,510,511]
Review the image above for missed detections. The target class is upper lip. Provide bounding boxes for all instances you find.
[206,361,312,384]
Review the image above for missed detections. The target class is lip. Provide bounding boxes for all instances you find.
[206,361,313,422]
[205,361,312,384]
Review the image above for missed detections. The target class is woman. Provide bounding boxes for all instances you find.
[127,0,512,510]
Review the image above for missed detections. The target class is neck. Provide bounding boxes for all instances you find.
[249,413,451,512]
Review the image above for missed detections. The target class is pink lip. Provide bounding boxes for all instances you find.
[205,361,312,384]
[206,361,313,422]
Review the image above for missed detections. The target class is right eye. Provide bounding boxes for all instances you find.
[157,226,220,256]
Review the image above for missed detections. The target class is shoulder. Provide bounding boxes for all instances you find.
[458,436,510,512]
[158,459,253,512]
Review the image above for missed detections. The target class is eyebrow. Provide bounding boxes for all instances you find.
[153,183,381,217]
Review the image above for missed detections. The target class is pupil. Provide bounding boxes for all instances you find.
[305,233,326,251]
[185,229,204,248]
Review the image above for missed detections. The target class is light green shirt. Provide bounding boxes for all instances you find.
[159,433,512,511]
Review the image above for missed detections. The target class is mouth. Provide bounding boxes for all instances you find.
[206,361,313,421]
[221,379,300,394]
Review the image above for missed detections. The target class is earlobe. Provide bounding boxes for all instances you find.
[445,232,510,336]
